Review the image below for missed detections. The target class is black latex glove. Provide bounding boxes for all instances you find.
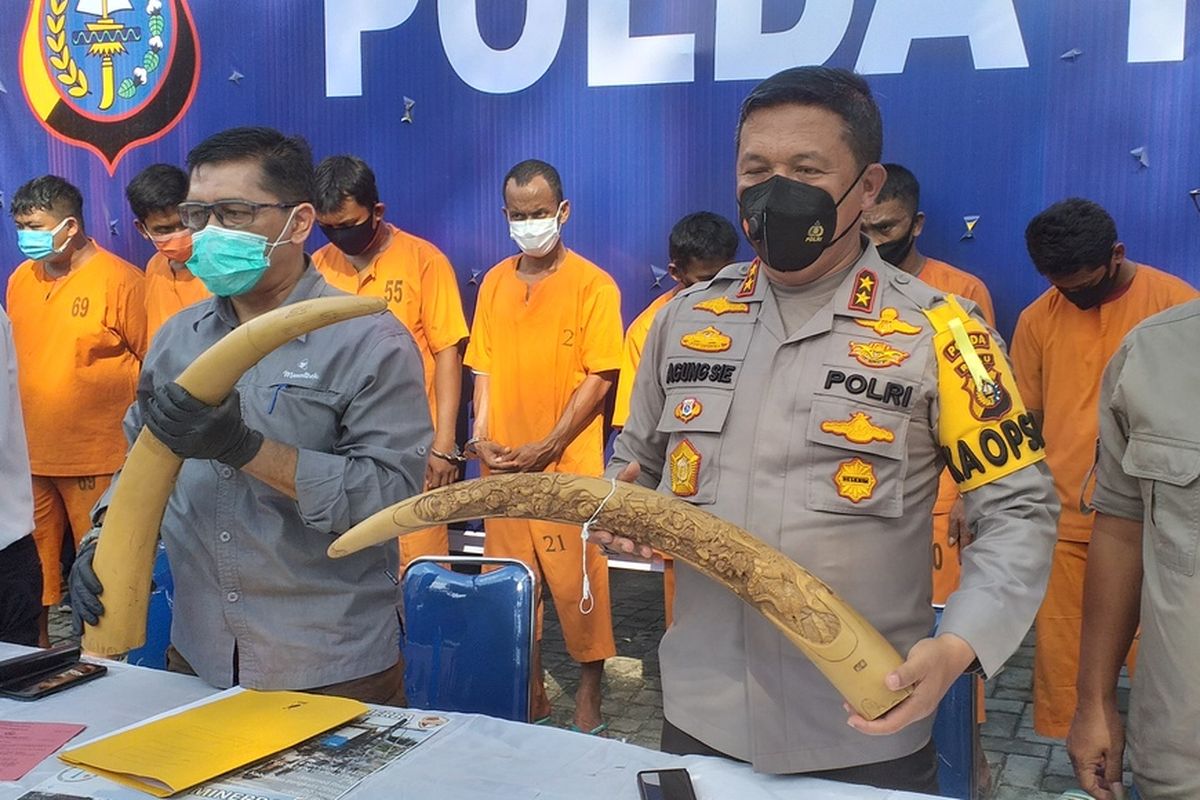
[69,529,104,636]
[143,382,264,468]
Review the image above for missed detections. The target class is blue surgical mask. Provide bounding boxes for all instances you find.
[17,218,73,262]
[186,208,298,297]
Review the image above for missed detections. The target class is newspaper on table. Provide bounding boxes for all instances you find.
[21,706,449,800]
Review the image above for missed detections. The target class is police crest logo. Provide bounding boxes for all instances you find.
[852,307,922,337]
[668,439,701,497]
[673,396,703,423]
[693,296,750,316]
[834,457,876,503]
[680,325,732,353]
[805,221,825,243]
[848,340,909,369]
[847,269,877,313]
[820,412,894,445]
[942,332,1013,421]
[20,0,201,174]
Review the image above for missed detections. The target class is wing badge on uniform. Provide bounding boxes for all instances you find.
[668,439,701,497]
[848,340,910,369]
[847,269,878,313]
[681,325,732,353]
[673,397,703,423]
[834,458,877,503]
[853,308,922,336]
[820,412,895,445]
[693,296,750,316]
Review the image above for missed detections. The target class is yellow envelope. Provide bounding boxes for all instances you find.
[59,690,367,797]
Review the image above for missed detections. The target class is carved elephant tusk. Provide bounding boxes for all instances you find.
[328,472,912,720]
[82,295,387,656]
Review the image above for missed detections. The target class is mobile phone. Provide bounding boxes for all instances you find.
[636,768,698,800]
[0,643,81,684]
[0,645,107,701]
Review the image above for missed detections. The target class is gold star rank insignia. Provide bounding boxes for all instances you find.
[736,261,760,298]
[847,269,878,313]
[834,458,877,503]
[853,307,923,336]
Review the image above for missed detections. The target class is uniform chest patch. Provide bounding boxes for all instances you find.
[849,340,910,369]
[853,308,922,336]
[669,439,701,497]
[673,397,703,423]
[820,412,895,445]
[693,296,750,316]
[834,458,877,503]
[681,325,732,353]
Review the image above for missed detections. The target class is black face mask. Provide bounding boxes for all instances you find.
[1060,262,1120,310]
[320,216,378,257]
[738,169,866,273]
[875,222,916,267]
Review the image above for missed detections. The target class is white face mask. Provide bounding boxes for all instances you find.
[508,202,564,257]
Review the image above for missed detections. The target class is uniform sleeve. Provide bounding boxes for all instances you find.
[420,247,469,354]
[116,268,149,361]
[463,276,492,374]
[607,308,670,490]
[940,459,1057,676]
[1010,307,1042,412]
[1089,342,1143,521]
[294,328,432,533]
[579,278,623,374]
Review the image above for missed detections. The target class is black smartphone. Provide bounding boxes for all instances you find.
[636,768,698,800]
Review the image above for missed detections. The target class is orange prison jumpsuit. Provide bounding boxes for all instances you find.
[615,287,679,625]
[1011,262,1197,736]
[6,245,147,605]
[464,250,622,663]
[144,253,210,344]
[315,225,469,566]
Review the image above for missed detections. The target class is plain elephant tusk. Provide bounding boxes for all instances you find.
[82,295,387,656]
[328,473,912,720]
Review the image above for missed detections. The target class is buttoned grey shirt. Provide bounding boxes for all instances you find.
[610,245,1057,773]
[101,266,432,690]
[1091,299,1200,799]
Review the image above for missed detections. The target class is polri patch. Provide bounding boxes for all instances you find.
[820,412,895,445]
[674,397,703,423]
[853,307,922,336]
[834,458,877,503]
[681,325,732,353]
[848,340,910,369]
[694,296,750,316]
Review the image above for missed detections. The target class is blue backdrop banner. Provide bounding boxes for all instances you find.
[1,0,1196,337]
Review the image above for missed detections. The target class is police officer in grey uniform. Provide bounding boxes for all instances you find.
[1068,299,1200,800]
[597,67,1057,792]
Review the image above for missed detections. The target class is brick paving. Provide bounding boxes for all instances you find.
[52,568,1132,797]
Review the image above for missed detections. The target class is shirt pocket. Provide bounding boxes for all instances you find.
[804,397,911,519]
[1121,434,1200,576]
[655,389,733,505]
[242,383,345,454]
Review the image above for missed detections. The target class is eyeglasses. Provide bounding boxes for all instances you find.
[177,200,300,231]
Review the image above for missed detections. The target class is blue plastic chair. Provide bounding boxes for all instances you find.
[126,543,174,670]
[401,555,537,722]
[931,607,978,799]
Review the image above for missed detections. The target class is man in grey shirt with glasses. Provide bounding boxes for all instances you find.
[70,127,432,704]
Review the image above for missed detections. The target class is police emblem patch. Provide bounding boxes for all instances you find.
[736,261,759,298]
[847,269,878,313]
[693,296,750,316]
[805,221,825,243]
[834,458,877,503]
[820,412,895,445]
[673,396,703,423]
[680,325,732,353]
[853,307,922,336]
[20,0,200,173]
[848,340,910,369]
[669,439,701,497]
